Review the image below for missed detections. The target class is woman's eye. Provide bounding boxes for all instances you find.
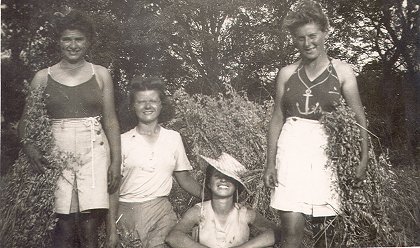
[135,100,161,105]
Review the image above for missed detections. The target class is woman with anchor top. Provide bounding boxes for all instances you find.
[263,1,368,247]
[18,9,121,248]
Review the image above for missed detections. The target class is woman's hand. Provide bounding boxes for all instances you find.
[108,163,121,193]
[23,143,46,173]
[263,165,278,189]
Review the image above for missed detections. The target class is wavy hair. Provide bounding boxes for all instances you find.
[283,0,329,35]
[54,9,95,44]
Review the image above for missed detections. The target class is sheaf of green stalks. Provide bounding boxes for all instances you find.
[167,88,279,222]
[0,83,75,248]
[320,98,419,247]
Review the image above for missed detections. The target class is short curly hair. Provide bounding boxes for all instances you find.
[129,76,167,105]
[283,0,329,35]
[54,9,95,43]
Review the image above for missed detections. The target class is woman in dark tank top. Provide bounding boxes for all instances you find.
[18,9,121,248]
[263,1,369,247]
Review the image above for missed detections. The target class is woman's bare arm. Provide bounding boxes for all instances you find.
[166,205,208,248]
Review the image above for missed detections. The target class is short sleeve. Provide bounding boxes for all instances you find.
[120,130,132,170]
[173,132,192,171]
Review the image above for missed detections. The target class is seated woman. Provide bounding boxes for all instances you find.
[166,152,279,248]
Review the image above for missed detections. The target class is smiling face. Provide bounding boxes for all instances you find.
[133,90,162,124]
[60,29,89,63]
[294,22,328,61]
[208,169,237,199]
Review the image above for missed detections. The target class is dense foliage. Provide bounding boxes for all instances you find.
[167,88,274,216]
[0,84,77,247]
[165,90,419,247]
[320,99,419,247]
[2,1,418,163]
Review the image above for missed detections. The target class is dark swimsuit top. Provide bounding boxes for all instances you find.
[282,60,342,120]
[44,63,103,119]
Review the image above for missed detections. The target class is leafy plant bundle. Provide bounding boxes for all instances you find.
[167,90,419,247]
[0,84,74,247]
[166,88,277,220]
[319,98,419,247]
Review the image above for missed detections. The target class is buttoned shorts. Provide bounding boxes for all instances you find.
[51,117,110,214]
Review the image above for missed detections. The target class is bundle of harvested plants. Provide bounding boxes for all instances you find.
[0,84,74,247]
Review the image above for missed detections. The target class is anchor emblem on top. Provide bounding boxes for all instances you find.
[296,89,320,115]
[295,64,331,115]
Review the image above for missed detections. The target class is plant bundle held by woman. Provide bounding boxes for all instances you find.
[18,9,121,248]
[166,152,279,248]
[110,76,202,248]
[263,0,368,247]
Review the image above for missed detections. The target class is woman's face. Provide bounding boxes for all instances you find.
[208,169,237,199]
[60,29,89,63]
[293,22,327,61]
[133,90,162,124]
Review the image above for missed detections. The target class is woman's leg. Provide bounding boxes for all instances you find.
[79,210,104,248]
[280,211,305,248]
[54,213,77,248]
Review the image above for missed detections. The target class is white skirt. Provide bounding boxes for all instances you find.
[270,117,340,217]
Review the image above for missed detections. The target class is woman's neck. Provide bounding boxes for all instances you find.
[136,122,160,136]
[59,59,87,70]
[302,53,330,80]
[302,52,329,69]
[211,197,235,216]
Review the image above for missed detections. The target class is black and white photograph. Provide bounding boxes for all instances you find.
[1,0,419,247]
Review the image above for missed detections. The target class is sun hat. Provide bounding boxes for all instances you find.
[200,152,248,191]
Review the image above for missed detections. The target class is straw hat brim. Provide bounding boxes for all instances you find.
[200,154,248,192]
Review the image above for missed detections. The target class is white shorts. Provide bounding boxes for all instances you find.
[52,117,110,214]
[270,117,340,217]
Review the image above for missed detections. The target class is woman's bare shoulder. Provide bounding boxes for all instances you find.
[91,64,112,89]
[30,68,49,89]
[281,61,300,74]
[331,58,356,84]
[92,64,110,75]
[277,60,300,85]
[180,204,202,222]
[331,58,354,73]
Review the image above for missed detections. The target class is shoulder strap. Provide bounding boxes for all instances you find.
[90,63,95,75]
